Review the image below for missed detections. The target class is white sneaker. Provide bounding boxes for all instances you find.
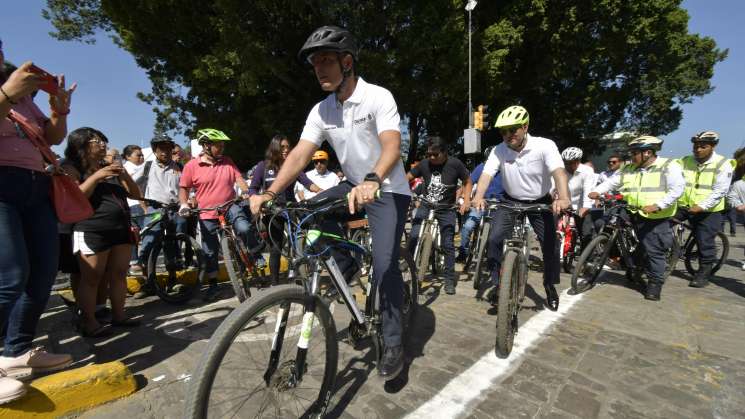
[0,369,26,405]
[741,260,745,271]
[0,347,72,380]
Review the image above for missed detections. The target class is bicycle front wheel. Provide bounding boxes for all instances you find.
[571,233,613,294]
[471,222,491,290]
[495,250,520,359]
[147,233,203,304]
[185,284,337,418]
[220,234,253,303]
[684,231,729,275]
[416,229,434,285]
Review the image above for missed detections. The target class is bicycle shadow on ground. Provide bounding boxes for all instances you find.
[710,275,745,299]
[575,269,647,297]
[324,304,436,418]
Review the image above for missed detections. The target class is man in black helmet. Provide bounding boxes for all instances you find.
[250,26,412,379]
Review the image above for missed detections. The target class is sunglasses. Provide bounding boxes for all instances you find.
[499,125,522,135]
[313,160,327,164]
[607,160,619,164]
[426,151,442,158]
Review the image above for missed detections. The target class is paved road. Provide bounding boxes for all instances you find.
[35,227,745,418]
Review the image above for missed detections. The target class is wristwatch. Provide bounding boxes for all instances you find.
[364,172,382,186]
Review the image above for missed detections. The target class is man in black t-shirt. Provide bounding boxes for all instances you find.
[406,136,471,294]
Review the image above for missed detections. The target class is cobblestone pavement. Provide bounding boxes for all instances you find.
[36,227,745,418]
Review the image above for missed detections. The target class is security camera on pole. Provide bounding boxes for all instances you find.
[463,0,481,154]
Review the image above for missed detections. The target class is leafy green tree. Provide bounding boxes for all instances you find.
[44,0,725,167]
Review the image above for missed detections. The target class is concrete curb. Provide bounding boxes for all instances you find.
[0,361,137,418]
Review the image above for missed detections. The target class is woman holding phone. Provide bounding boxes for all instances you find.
[0,38,77,404]
[61,128,142,339]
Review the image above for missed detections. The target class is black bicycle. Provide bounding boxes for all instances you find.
[466,200,497,294]
[140,200,206,304]
[185,193,418,418]
[490,202,552,358]
[571,195,679,294]
[669,215,729,276]
[409,195,455,286]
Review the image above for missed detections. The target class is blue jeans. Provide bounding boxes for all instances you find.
[459,208,482,255]
[0,167,59,357]
[138,212,188,266]
[199,203,255,278]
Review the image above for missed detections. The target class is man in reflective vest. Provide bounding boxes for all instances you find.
[676,131,736,287]
[589,136,685,301]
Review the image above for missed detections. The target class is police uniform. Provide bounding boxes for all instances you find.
[675,152,736,285]
[593,157,685,295]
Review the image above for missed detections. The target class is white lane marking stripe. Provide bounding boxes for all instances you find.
[406,289,584,419]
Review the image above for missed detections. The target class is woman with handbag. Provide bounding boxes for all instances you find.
[0,39,77,404]
[61,128,143,338]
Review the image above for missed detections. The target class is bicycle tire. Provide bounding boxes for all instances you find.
[417,229,434,284]
[495,250,520,359]
[147,233,203,304]
[663,233,681,279]
[399,247,420,311]
[351,229,372,276]
[472,222,491,290]
[185,284,337,418]
[571,233,613,294]
[220,234,250,303]
[684,231,729,275]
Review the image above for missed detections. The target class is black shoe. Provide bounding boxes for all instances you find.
[645,282,662,301]
[444,282,456,295]
[689,264,712,288]
[94,306,111,320]
[544,284,559,311]
[455,252,466,264]
[485,286,498,306]
[378,345,404,379]
[202,284,220,302]
[133,284,155,299]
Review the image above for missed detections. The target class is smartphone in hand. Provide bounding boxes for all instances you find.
[28,64,59,96]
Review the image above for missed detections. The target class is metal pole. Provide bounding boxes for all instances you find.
[468,9,473,127]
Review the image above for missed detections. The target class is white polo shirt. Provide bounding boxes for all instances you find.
[483,134,564,200]
[295,168,341,200]
[299,77,411,196]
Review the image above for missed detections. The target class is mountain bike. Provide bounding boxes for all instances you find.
[669,216,729,276]
[140,200,206,304]
[409,195,454,285]
[570,195,679,294]
[202,199,268,303]
[493,202,552,359]
[467,200,497,294]
[185,193,418,418]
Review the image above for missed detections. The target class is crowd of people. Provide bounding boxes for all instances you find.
[1,24,744,408]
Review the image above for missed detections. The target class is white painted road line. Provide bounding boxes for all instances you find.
[405,289,585,419]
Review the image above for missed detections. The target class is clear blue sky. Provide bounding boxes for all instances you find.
[2,0,743,159]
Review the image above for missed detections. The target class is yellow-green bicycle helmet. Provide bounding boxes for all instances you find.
[196,128,231,144]
[494,105,530,128]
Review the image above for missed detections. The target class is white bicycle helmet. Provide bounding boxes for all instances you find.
[561,147,583,161]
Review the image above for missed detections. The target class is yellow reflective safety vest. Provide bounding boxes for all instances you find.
[619,157,679,219]
[678,154,736,212]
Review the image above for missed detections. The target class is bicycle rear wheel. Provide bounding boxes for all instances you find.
[416,230,434,285]
[147,233,203,304]
[684,231,729,275]
[471,222,491,290]
[571,233,613,294]
[185,284,337,418]
[220,234,255,303]
[495,250,520,359]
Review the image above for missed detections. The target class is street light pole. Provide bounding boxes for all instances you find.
[465,0,477,128]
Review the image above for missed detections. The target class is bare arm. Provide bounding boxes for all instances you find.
[62,164,101,198]
[118,167,143,199]
[250,140,317,214]
[472,172,494,210]
[551,167,571,214]
[371,130,401,179]
[236,176,249,195]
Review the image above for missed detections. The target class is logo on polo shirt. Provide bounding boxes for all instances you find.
[353,113,374,126]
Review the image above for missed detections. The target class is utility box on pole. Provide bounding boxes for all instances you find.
[463,128,481,154]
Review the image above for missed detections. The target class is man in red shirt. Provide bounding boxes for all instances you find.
[179,128,252,301]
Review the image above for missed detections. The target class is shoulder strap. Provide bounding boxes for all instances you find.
[141,161,153,195]
[7,110,58,166]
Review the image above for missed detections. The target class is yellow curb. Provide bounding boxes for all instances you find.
[126,257,289,295]
[0,361,137,418]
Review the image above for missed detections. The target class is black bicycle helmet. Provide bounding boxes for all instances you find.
[150,134,175,148]
[298,25,358,64]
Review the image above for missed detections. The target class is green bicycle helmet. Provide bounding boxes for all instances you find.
[494,105,530,128]
[196,128,231,145]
